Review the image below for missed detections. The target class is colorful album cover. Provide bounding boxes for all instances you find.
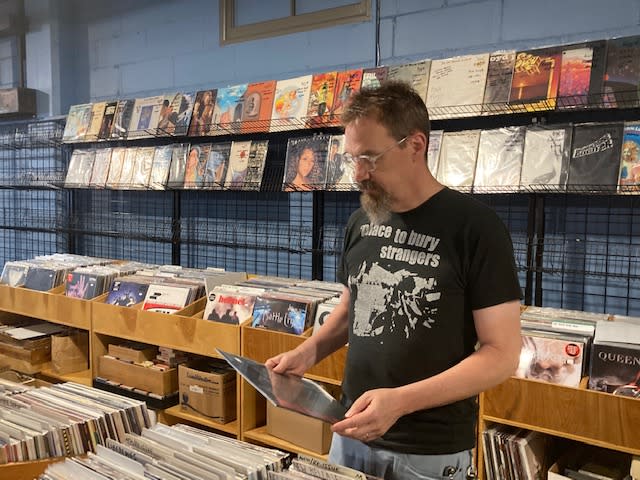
[251,296,310,335]
[106,281,149,307]
[211,84,248,135]
[270,75,313,132]
[361,66,389,89]
[241,81,276,133]
[203,288,257,324]
[183,143,212,189]
[557,40,606,108]
[329,69,363,126]
[618,122,640,192]
[325,134,356,191]
[65,272,99,299]
[509,46,562,112]
[306,71,337,128]
[62,103,93,142]
[283,135,330,192]
[128,96,164,139]
[188,90,217,136]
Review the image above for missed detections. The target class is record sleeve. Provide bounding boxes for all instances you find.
[509,46,562,112]
[426,53,490,117]
[387,59,431,103]
[89,148,113,188]
[105,281,149,306]
[482,51,516,114]
[474,126,525,192]
[149,145,173,190]
[183,143,212,189]
[520,125,572,191]
[283,135,330,192]
[603,34,640,108]
[325,134,357,191]
[242,140,269,191]
[241,80,276,134]
[361,66,388,89]
[218,349,347,424]
[568,122,624,192]
[427,130,444,177]
[557,40,607,109]
[105,147,126,189]
[167,143,189,189]
[211,83,248,135]
[98,101,118,140]
[618,121,640,193]
[436,130,481,191]
[270,75,313,132]
[85,101,107,141]
[306,71,338,128]
[188,89,217,136]
[128,96,164,139]
[110,99,135,140]
[62,103,93,142]
[224,140,251,190]
[328,69,363,126]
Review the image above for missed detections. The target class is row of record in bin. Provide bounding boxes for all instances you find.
[63,120,640,193]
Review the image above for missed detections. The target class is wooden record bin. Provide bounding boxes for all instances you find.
[91,295,243,437]
[0,285,93,386]
[239,323,348,460]
[476,376,640,480]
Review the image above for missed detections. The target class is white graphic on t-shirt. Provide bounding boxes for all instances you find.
[349,261,441,340]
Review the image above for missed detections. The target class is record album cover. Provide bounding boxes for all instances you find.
[568,122,624,192]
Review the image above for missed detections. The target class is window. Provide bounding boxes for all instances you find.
[220,0,371,45]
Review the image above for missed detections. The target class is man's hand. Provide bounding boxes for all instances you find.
[331,388,403,443]
[265,348,315,377]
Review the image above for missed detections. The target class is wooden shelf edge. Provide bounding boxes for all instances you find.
[242,426,329,460]
[481,416,640,456]
[0,456,67,480]
[37,368,92,386]
[163,405,238,436]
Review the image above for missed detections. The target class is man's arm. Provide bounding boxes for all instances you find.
[332,300,521,441]
[265,287,350,376]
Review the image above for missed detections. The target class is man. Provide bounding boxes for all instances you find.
[266,81,522,479]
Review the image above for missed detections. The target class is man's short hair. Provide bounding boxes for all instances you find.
[341,81,430,142]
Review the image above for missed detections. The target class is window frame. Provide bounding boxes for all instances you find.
[219,0,371,45]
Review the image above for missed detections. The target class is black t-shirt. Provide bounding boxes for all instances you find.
[337,188,521,454]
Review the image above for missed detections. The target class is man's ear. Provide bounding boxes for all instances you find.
[408,131,428,158]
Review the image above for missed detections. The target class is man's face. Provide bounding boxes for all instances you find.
[344,117,408,225]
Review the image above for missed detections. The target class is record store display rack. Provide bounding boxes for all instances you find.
[1,34,640,478]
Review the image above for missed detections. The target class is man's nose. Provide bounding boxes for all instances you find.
[353,161,370,183]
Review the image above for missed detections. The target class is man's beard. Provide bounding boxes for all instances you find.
[359,180,392,225]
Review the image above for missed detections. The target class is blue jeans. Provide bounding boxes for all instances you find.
[328,433,473,480]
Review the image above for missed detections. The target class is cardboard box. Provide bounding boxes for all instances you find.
[108,342,158,363]
[0,87,37,116]
[51,330,88,374]
[178,363,236,424]
[99,355,177,395]
[266,402,332,454]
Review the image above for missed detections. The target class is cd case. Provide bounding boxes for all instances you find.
[217,349,346,424]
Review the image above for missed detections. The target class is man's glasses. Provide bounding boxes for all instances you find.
[343,136,408,173]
